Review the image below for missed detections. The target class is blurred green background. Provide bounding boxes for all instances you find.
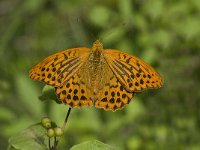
[0,0,200,149]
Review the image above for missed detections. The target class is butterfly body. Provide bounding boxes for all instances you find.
[29,40,163,111]
[88,45,104,85]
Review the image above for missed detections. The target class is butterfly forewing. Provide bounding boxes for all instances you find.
[103,49,163,92]
[29,48,90,87]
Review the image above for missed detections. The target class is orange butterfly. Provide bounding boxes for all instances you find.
[29,40,163,111]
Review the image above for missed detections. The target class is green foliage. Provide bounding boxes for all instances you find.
[8,123,113,150]
[0,0,200,149]
[39,85,61,104]
[70,140,114,150]
[8,124,49,150]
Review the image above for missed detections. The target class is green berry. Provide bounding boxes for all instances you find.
[41,117,51,128]
[54,127,64,137]
[44,122,51,128]
[47,128,55,138]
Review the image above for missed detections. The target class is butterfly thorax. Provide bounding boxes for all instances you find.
[89,40,104,76]
[91,40,103,53]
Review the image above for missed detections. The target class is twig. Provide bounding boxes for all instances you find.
[48,137,51,150]
[51,107,72,150]
[62,107,72,130]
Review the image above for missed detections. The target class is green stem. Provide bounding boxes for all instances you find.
[62,107,72,130]
[51,107,72,150]
[48,137,51,150]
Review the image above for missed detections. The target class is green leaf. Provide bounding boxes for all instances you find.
[39,85,62,104]
[8,123,48,150]
[70,140,115,150]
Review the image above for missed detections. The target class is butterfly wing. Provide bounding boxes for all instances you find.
[55,53,135,111]
[55,68,93,108]
[103,49,163,92]
[29,48,90,87]
[95,69,135,111]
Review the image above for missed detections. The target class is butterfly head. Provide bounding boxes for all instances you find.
[92,40,103,52]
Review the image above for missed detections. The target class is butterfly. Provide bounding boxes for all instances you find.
[29,40,163,111]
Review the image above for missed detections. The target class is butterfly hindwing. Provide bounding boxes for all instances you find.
[95,74,135,111]
[55,70,93,108]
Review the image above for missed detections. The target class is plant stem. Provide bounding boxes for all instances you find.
[52,137,57,150]
[51,107,72,150]
[62,107,72,130]
[48,137,51,150]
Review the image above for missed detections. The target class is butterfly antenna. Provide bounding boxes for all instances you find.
[100,21,128,43]
[76,17,97,45]
[89,31,97,42]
